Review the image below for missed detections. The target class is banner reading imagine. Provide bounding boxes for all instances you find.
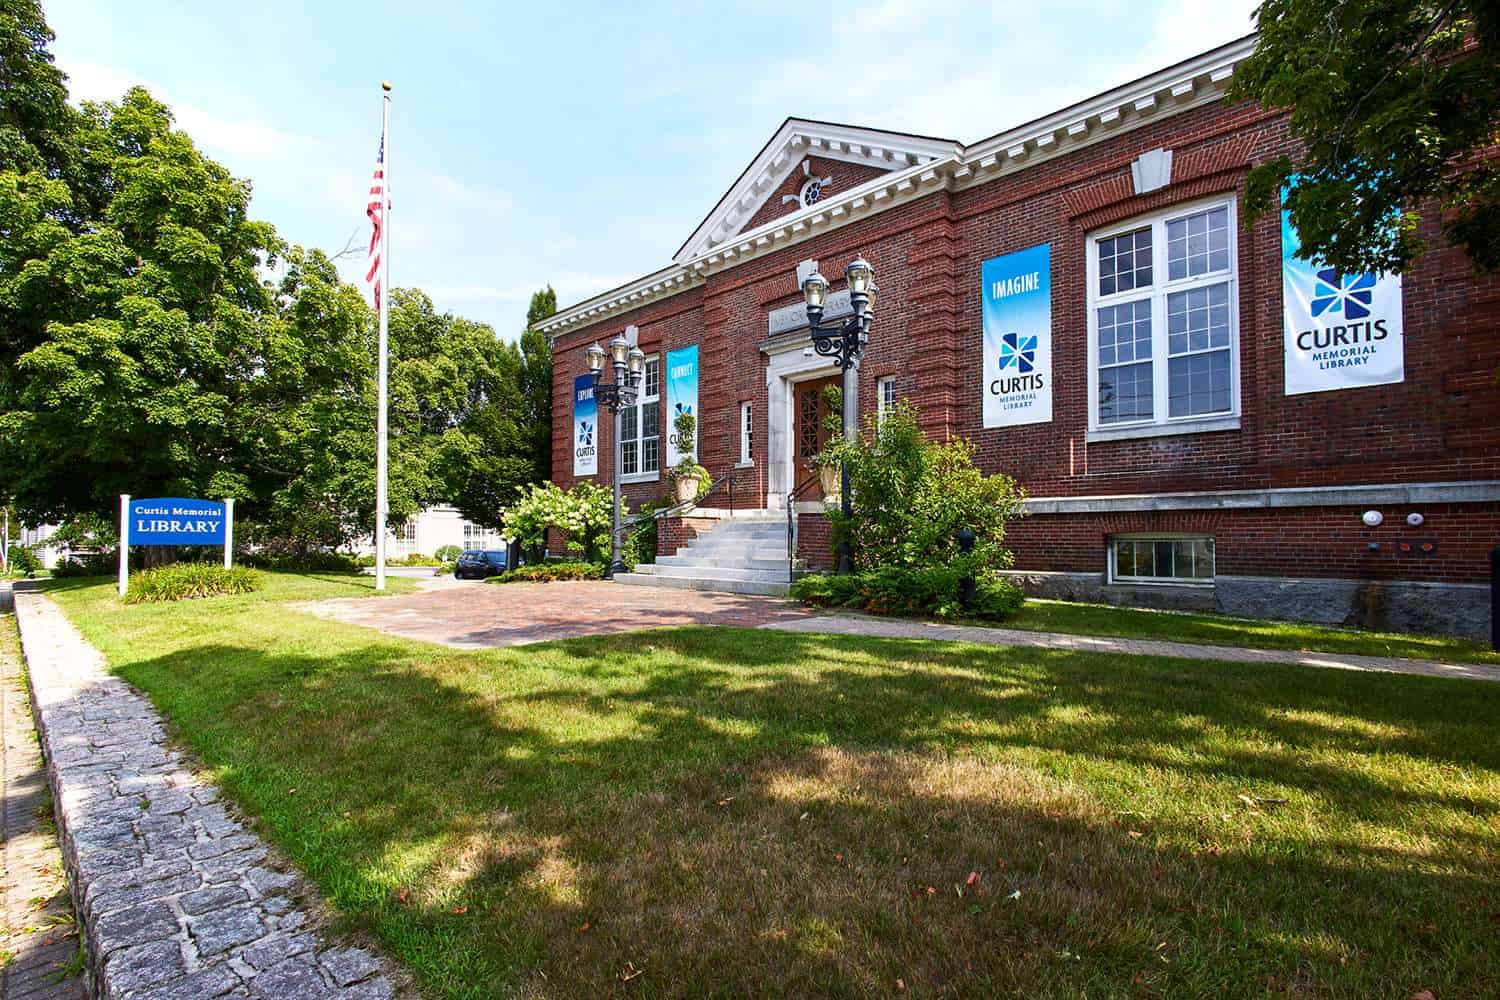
[982,243,1053,428]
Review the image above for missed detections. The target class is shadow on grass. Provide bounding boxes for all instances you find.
[115,626,1500,998]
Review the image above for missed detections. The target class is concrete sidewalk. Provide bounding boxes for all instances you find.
[764,613,1500,683]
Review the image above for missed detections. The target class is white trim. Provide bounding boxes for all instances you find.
[675,119,961,263]
[739,400,754,466]
[1086,194,1240,434]
[1024,479,1500,515]
[537,36,1257,340]
[619,355,661,480]
[877,375,897,422]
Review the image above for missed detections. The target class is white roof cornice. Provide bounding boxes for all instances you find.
[673,118,960,264]
[954,34,1256,186]
[537,35,1259,339]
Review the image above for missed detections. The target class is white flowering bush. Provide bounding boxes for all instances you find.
[501,482,617,563]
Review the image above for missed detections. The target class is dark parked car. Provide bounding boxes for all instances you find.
[454,549,507,579]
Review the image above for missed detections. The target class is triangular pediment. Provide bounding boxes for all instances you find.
[674,118,959,264]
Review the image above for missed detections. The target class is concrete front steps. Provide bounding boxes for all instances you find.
[614,512,797,596]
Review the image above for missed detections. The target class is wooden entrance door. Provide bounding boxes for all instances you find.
[794,375,841,500]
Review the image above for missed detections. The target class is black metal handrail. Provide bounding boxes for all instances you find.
[620,463,752,536]
[786,470,823,584]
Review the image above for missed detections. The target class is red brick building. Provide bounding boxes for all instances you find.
[538,36,1499,639]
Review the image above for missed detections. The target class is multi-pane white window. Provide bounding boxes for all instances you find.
[620,357,660,480]
[739,401,753,464]
[462,522,502,549]
[877,376,897,422]
[1088,198,1238,430]
[391,519,417,557]
[1109,536,1215,585]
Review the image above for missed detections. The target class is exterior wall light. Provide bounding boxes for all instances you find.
[1361,510,1384,527]
[1406,512,1425,527]
[801,269,829,326]
[609,333,631,367]
[584,330,647,580]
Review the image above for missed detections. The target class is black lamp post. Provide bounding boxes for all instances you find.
[585,332,646,578]
[801,257,877,575]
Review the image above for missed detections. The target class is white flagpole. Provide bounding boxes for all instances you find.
[375,82,392,592]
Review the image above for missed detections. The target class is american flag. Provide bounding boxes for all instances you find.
[365,136,387,308]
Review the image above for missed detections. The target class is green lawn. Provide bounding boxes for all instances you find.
[1006,597,1500,665]
[40,574,1500,998]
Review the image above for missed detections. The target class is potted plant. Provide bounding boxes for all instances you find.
[814,384,845,501]
[669,411,712,505]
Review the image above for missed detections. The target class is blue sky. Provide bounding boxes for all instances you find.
[45,0,1258,338]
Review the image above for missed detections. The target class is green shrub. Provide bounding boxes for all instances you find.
[790,564,1024,623]
[391,553,442,567]
[822,402,1025,574]
[489,561,604,584]
[435,544,463,562]
[621,496,673,569]
[241,550,360,572]
[5,545,42,576]
[123,564,260,603]
[502,482,616,563]
[51,552,114,577]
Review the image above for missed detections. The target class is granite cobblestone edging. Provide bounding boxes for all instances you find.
[12,591,404,999]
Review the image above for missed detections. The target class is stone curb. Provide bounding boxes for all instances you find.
[13,592,405,999]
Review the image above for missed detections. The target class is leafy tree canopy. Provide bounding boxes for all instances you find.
[1234,1,1500,273]
[0,1,555,549]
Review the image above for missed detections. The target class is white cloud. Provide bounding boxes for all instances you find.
[56,57,314,165]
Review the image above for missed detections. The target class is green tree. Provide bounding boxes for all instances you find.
[1233,1,1500,273]
[0,0,75,178]
[519,285,556,483]
[0,86,281,524]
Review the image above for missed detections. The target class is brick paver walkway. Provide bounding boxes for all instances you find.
[300,579,810,648]
[2,610,86,1000]
[13,592,402,998]
[765,613,1500,683]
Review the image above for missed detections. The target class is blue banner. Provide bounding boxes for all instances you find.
[982,243,1053,428]
[665,345,699,465]
[129,498,227,546]
[572,374,598,477]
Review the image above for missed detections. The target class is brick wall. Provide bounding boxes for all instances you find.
[550,95,1500,589]
[658,515,717,558]
[1007,502,1500,584]
[796,512,835,572]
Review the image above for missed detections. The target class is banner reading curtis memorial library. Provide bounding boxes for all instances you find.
[572,374,598,477]
[1282,186,1404,395]
[982,243,1053,428]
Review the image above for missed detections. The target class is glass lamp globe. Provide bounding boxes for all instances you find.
[585,342,605,374]
[627,346,645,376]
[609,334,630,366]
[801,270,828,309]
[845,258,874,295]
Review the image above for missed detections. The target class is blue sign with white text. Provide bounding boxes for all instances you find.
[982,242,1053,428]
[129,498,227,546]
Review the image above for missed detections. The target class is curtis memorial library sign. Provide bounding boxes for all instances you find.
[539,34,1499,639]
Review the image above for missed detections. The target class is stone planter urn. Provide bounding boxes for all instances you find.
[819,463,841,500]
[675,470,702,505]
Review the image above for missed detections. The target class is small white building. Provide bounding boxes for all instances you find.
[363,505,508,559]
